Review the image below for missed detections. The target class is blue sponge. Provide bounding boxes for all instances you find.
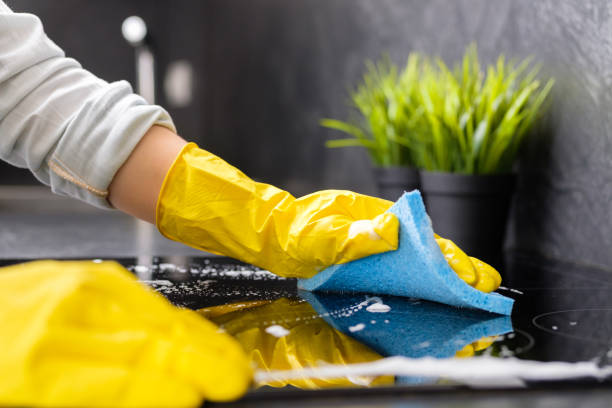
[298,191,514,315]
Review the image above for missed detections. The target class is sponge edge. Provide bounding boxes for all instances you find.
[298,191,514,316]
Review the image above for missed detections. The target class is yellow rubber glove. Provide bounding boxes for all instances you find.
[434,234,502,292]
[0,260,251,408]
[199,299,393,389]
[156,143,399,278]
[157,144,502,289]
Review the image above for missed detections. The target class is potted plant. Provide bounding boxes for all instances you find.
[412,46,553,266]
[324,46,553,266]
[320,56,423,200]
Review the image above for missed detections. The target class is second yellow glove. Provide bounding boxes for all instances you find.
[0,260,251,407]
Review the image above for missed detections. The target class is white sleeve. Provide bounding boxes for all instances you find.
[0,1,176,208]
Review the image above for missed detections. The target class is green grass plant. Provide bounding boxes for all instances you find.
[322,45,554,174]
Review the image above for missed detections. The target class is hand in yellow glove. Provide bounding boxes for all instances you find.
[199,299,393,389]
[156,143,399,279]
[156,143,502,290]
[0,260,251,408]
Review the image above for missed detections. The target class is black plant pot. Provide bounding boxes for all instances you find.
[419,171,517,268]
[373,166,420,201]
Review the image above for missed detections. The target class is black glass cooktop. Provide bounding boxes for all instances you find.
[4,254,612,398]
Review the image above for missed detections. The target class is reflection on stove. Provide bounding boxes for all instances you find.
[198,293,515,389]
[6,255,612,391]
[199,298,393,389]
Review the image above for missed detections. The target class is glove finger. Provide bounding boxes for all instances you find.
[435,237,477,286]
[472,336,496,351]
[469,257,502,293]
[454,336,496,358]
[454,343,475,358]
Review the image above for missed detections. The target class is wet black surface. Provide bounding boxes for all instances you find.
[153,254,612,377]
[4,254,612,404]
[502,254,612,365]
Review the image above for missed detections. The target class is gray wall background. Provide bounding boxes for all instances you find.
[4,0,612,270]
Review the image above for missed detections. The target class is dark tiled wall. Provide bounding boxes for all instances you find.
[4,1,612,270]
[203,0,612,270]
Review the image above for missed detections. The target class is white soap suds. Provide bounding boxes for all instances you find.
[255,356,612,386]
[499,345,514,358]
[348,220,380,240]
[414,341,431,349]
[133,265,149,274]
[498,286,524,295]
[265,325,290,338]
[218,269,279,279]
[370,320,376,324]
[347,375,374,386]
[366,303,391,313]
[221,271,241,277]
[159,263,177,273]
[141,279,173,286]
[349,323,366,332]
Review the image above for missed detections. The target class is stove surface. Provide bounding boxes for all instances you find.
[4,254,612,402]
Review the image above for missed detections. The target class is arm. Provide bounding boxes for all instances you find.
[0,2,399,277]
[108,126,186,224]
[0,2,175,209]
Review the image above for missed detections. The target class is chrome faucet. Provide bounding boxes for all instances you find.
[121,16,157,265]
[121,16,156,104]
